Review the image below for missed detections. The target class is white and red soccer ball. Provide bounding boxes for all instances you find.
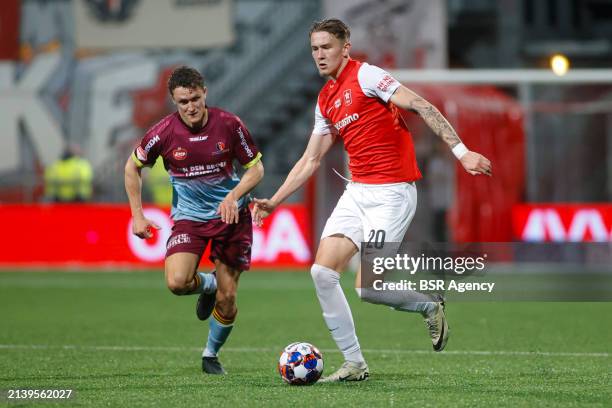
[278,342,324,385]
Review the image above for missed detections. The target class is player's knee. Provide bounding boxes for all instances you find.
[166,277,189,295]
[310,264,339,289]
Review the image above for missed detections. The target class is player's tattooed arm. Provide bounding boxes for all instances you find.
[390,86,462,148]
[407,97,462,148]
[390,85,492,176]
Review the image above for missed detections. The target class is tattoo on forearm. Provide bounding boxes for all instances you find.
[409,98,462,148]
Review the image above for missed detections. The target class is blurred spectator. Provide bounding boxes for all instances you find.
[426,140,454,242]
[44,145,93,202]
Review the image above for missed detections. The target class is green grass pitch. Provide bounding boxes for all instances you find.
[0,271,610,407]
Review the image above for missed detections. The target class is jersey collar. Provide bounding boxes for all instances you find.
[176,106,211,134]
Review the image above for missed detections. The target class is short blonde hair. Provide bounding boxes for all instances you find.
[309,18,350,42]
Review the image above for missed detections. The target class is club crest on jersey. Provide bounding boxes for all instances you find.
[343,89,352,106]
[213,141,229,155]
[173,147,187,160]
[334,98,341,109]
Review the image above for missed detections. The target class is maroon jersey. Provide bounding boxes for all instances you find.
[132,108,262,221]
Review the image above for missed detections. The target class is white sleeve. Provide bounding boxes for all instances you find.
[312,103,338,135]
[357,63,401,102]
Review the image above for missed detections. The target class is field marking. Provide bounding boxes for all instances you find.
[0,344,608,358]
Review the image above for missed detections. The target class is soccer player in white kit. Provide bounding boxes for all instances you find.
[253,19,492,382]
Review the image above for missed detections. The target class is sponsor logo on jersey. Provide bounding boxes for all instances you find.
[173,147,187,160]
[185,161,227,177]
[343,89,352,106]
[237,127,254,158]
[334,98,341,109]
[144,134,160,152]
[377,74,397,92]
[334,113,360,131]
[189,135,208,142]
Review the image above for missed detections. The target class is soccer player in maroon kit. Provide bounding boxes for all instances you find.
[125,66,264,375]
[253,19,491,382]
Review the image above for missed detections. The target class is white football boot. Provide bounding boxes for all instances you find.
[319,360,369,383]
[424,299,449,352]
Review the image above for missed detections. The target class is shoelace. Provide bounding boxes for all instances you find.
[426,319,439,333]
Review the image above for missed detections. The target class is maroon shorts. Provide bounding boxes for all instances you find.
[166,207,253,271]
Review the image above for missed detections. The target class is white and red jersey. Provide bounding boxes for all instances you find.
[313,58,421,184]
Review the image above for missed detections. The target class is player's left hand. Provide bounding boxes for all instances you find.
[460,151,492,176]
[218,194,240,224]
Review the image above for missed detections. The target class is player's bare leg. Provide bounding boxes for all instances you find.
[165,252,217,296]
[165,252,217,320]
[312,235,369,382]
[165,252,199,294]
[201,259,241,375]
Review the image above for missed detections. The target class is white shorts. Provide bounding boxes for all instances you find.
[321,182,417,250]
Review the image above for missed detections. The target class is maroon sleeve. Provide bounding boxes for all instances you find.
[231,116,261,167]
[132,116,171,167]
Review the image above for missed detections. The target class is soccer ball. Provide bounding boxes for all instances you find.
[278,342,324,385]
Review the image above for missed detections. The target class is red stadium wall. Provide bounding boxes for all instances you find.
[402,84,525,242]
[0,204,312,269]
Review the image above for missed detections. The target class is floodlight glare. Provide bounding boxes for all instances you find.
[550,54,570,76]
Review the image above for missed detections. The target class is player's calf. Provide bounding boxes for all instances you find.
[214,288,237,319]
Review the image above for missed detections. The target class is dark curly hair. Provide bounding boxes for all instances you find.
[168,66,205,95]
[309,18,350,42]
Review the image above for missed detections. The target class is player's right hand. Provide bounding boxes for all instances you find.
[132,216,161,239]
[460,151,492,177]
[251,198,277,227]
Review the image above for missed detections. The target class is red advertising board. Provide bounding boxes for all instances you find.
[513,204,612,242]
[0,204,312,269]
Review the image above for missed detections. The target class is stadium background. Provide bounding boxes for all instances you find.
[0,1,610,406]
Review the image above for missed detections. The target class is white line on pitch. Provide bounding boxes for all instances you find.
[0,344,608,358]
